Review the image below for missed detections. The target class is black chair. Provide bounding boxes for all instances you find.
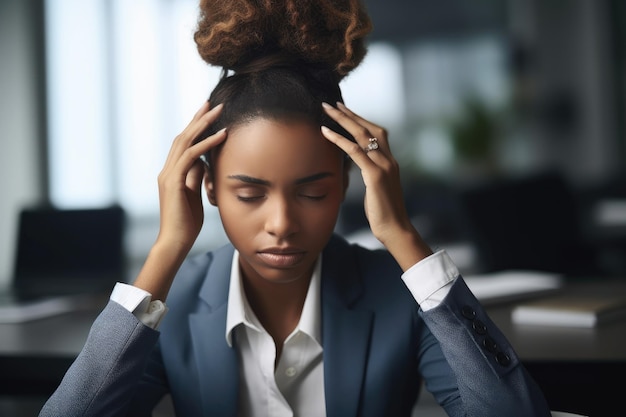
[455,170,597,276]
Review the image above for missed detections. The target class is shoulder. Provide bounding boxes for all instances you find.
[324,234,409,305]
[326,233,401,275]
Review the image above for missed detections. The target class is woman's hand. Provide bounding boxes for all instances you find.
[156,102,225,252]
[134,102,226,300]
[321,102,432,271]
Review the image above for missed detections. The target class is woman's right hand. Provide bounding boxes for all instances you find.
[156,101,225,253]
[133,102,226,300]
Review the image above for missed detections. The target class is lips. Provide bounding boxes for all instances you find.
[257,248,306,268]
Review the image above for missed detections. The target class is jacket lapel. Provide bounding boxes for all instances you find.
[189,245,240,417]
[321,237,374,417]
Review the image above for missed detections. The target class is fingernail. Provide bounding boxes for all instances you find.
[336,101,346,108]
[321,125,331,133]
[322,102,333,109]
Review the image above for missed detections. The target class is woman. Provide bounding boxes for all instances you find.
[40,0,551,416]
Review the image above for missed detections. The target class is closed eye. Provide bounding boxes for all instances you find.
[300,194,327,201]
[237,195,265,202]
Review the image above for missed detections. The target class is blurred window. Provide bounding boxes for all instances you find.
[44,0,403,211]
[45,0,219,215]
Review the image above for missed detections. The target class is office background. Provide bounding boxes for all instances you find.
[2,0,626,279]
[1,1,626,416]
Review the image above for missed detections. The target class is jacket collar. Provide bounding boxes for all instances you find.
[190,244,239,417]
[197,243,235,308]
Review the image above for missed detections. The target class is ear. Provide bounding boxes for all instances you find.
[203,167,217,206]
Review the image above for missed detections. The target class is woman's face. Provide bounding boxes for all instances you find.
[208,117,348,285]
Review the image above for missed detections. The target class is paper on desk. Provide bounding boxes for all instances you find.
[512,293,626,327]
[464,270,564,305]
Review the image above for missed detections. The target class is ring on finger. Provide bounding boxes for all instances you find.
[364,137,379,153]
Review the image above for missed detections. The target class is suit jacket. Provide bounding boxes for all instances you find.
[40,234,550,417]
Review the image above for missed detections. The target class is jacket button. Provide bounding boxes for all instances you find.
[482,336,498,353]
[496,352,511,366]
[472,319,487,335]
[461,305,476,320]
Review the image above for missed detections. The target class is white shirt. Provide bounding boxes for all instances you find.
[225,251,325,417]
[111,249,459,417]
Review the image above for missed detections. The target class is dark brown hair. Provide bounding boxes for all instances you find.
[193,0,372,141]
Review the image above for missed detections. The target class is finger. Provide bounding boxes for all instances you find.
[164,128,227,181]
[336,102,387,143]
[322,103,387,153]
[321,125,376,170]
[187,102,225,145]
[191,100,210,122]
[176,102,224,150]
[171,101,212,152]
[164,103,224,171]
[176,127,227,171]
[322,102,371,143]
[185,159,206,193]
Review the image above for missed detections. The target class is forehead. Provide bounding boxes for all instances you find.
[216,117,343,176]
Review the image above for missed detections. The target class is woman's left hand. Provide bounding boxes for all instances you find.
[321,102,432,270]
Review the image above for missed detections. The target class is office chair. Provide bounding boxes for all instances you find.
[455,170,597,276]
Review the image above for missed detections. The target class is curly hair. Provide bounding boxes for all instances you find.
[194,0,373,157]
[193,0,372,79]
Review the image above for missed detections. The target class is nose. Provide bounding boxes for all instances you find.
[264,196,299,239]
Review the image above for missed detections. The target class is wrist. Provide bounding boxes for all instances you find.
[132,240,189,301]
[381,227,433,272]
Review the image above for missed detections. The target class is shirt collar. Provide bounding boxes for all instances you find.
[225,250,322,347]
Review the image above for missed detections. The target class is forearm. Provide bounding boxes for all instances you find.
[379,225,433,272]
[39,301,160,417]
[421,279,551,416]
[132,240,190,302]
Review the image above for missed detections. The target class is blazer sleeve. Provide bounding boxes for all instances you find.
[39,300,164,417]
[419,277,551,417]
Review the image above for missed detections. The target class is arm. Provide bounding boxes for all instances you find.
[404,252,551,416]
[39,301,161,417]
[421,277,550,416]
[40,103,227,416]
[322,102,551,416]
[133,101,226,301]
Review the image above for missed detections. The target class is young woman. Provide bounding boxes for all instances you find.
[40,1,551,416]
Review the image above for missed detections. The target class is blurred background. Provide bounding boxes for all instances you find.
[2,0,626,286]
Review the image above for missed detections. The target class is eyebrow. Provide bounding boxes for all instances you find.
[227,172,334,186]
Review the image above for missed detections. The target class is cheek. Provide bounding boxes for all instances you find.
[216,194,254,224]
[300,196,344,233]
[217,202,256,246]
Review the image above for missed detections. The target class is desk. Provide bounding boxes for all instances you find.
[1,284,625,414]
[0,296,106,396]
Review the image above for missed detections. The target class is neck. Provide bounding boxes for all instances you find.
[241,267,314,358]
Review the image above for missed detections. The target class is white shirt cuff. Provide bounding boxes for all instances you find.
[401,250,459,311]
[110,282,168,329]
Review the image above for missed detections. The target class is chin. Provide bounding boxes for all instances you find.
[247,261,314,284]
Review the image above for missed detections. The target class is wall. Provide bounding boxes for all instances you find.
[0,0,46,288]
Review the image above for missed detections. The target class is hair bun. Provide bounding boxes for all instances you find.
[194,0,372,79]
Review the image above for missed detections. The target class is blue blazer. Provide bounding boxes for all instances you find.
[40,234,550,417]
